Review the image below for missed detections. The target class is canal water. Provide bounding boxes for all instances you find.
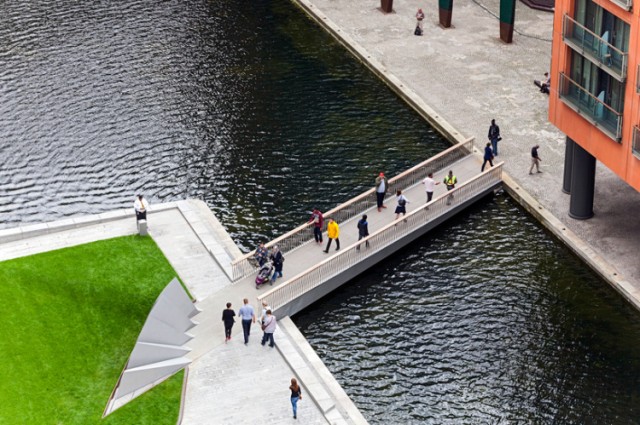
[1,0,639,423]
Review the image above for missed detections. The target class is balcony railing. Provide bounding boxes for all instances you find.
[609,0,632,11]
[558,73,622,141]
[633,126,640,158]
[563,14,628,81]
[230,138,475,281]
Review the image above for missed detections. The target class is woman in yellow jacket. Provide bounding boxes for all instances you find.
[323,218,340,253]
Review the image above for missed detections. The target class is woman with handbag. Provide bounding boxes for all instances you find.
[289,378,302,419]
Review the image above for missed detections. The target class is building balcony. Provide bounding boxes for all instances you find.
[563,14,627,82]
[609,0,632,11]
[558,73,622,141]
[633,126,640,158]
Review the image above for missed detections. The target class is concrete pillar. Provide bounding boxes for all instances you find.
[439,0,453,28]
[562,136,575,194]
[137,220,148,236]
[499,0,516,43]
[569,143,596,220]
[380,0,393,13]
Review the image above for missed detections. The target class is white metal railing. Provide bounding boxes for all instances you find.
[230,138,475,281]
[257,163,503,311]
[609,0,632,11]
[633,126,640,158]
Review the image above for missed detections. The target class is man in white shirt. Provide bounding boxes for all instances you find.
[134,195,149,221]
[422,173,440,203]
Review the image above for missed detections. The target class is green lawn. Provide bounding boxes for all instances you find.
[0,235,185,424]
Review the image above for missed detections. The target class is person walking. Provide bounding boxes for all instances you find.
[254,242,268,267]
[308,208,324,245]
[289,378,303,420]
[443,170,457,205]
[260,309,276,348]
[488,119,501,156]
[324,218,340,253]
[481,142,494,172]
[356,214,370,250]
[259,300,271,326]
[415,8,425,35]
[395,190,409,221]
[375,172,388,212]
[422,172,440,203]
[270,245,284,284]
[133,194,149,222]
[221,302,236,343]
[529,144,542,174]
[238,298,256,345]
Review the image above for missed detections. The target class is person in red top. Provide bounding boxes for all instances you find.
[308,208,324,245]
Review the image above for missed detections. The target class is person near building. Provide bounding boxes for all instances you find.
[221,302,236,343]
[324,218,340,253]
[254,242,268,266]
[289,378,303,420]
[238,298,256,345]
[415,8,425,35]
[422,172,440,203]
[356,214,370,250]
[529,144,542,174]
[488,119,501,156]
[260,309,276,348]
[395,190,410,221]
[482,142,494,172]
[308,208,324,245]
[133,194,149,222]
[375,172,389,212]
[540,72,550,93]
[270,245,284,284]
[443,170,457,205]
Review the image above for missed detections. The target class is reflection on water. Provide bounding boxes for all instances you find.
[294,193,640,424]
[0,0,447,252]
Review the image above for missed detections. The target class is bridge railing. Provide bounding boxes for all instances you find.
[230,138,475,281]
[257,163,503,312]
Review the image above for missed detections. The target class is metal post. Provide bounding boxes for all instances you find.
[562,136,574,194]
[380,0,393,13]
[569,143,596,220]
[499,0,516,43]
[439,0,453,28]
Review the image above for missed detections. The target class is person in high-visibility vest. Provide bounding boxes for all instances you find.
[443,171,457,205]
[324,218,340,253]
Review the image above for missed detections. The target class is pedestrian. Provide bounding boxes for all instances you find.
[260,309,276,348]
[443,170,457,205]
[254,242,268,267]
[270,245,284,284]
[488,119,501,156]
[422,172,440,203]
[375,172,388,212]
[481,142,494,172]
[134,194,149,222]
[308,208,324,245]
[221,302,236,343]
[324,218,340,253]
[238,298,256,345]
[395,190,409,221]
[529,144,542,174]
[540,72,550,93]
[289,377,303,420]
[415,8,424,35]
[356,214,370,250]
[260,300,271,325]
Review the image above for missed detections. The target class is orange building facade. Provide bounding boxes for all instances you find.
[549,0,640,217]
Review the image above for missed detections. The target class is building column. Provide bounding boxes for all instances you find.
[569,143,595,220]
[562,136,574,194]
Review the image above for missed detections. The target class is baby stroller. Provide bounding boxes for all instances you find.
[255,261,274,289]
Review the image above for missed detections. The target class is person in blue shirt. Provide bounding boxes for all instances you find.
[237,298,256,345]
[482,142,494,172]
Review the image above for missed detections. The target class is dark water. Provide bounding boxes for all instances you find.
[0,0,446,251]
[1,0,640,424]
[294,193,640,424]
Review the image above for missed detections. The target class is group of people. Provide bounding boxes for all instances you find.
[481,119,543,175]
[221,299,302,419]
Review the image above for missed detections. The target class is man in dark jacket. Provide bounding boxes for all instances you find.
[356,214,370,250]
[482,142,494,172]
[488,119,501,156]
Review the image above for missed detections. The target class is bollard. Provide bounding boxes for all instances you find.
[137,219,148,236]
[438,0,453,28]
[499,0,516,43]
[380,0,393,13]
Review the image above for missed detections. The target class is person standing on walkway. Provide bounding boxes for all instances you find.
[260,309,276,348]
[260,300,271,326]
[488,119,501,156]
[356,214,370,250]
[238,298,255,345]
[254,242,268,266]
[443,170,457,205]
[529,144,542,174]
[324,218,340,253]
[422,172,440,203]
[221,302,236,343]
[134,194,149,222]
[289,378,302,420]
[415,8,425,35]
[395,190,409,221]
[270,245,284,284]
[375,172,388,212]
[308,208,324,245]
[481,142,494,172]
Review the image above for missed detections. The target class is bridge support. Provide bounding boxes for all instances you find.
[569,142,595,220]
[562,136,574,194]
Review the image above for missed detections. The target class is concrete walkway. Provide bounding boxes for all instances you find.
[294,0,640,295]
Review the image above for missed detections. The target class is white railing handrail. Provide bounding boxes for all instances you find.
[230,138,475,281]
[559,73,622,118]
[257,163,503,311]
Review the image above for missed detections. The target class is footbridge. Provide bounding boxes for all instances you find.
[231,139,503,317]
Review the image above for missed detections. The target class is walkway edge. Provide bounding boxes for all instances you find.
[278,317,370,424]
